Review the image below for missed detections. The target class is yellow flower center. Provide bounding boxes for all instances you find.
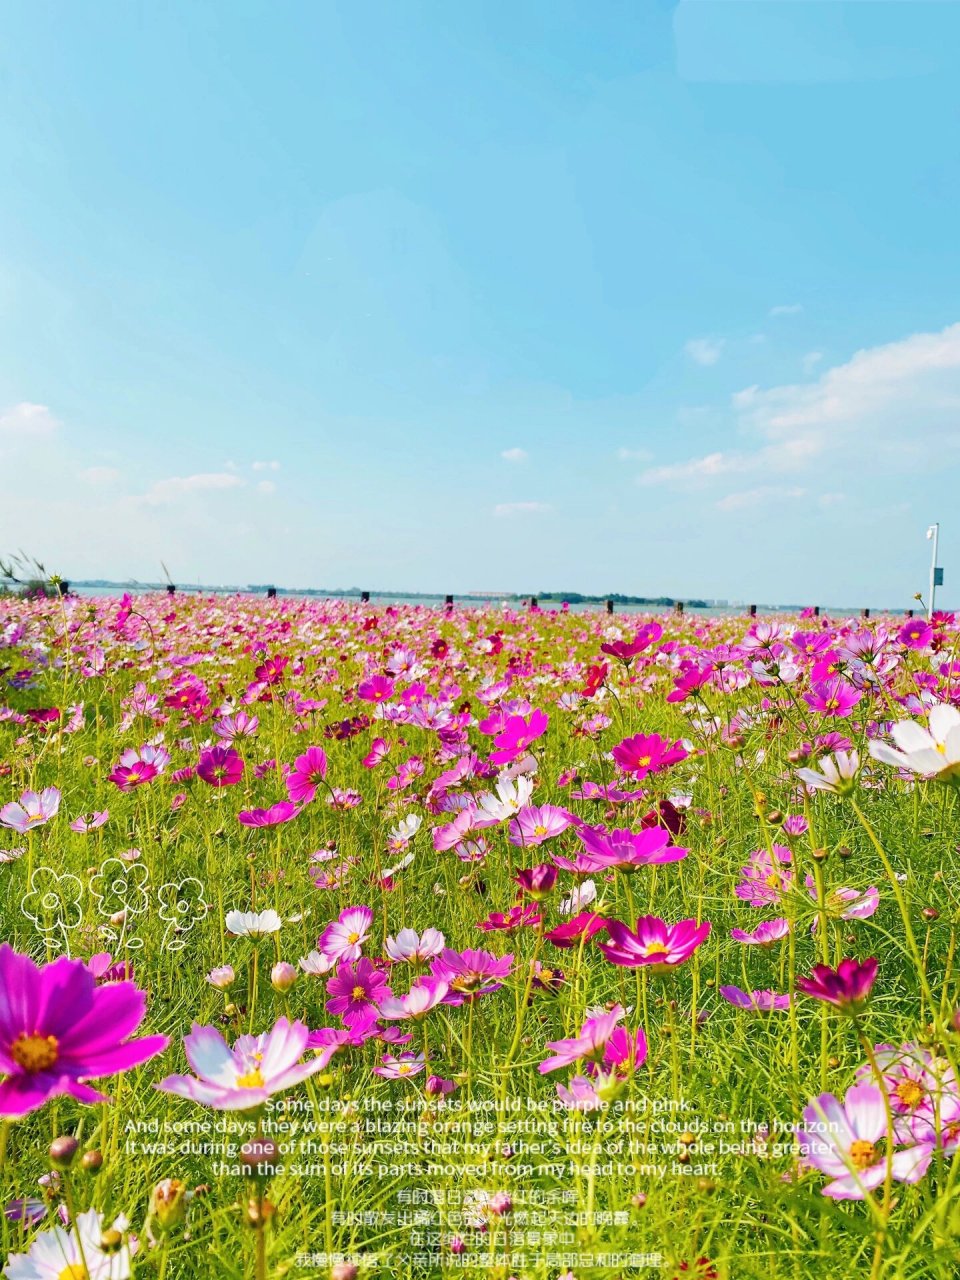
[533,825,548,837]
[637,755,651,767]
[765,872,782,889]
[849,1139,877,1169]
[643,943,669,958]
[935,741,947,754]
[347,932,360,944]
[236,1068,265,1088]
[59,1266,87,1280]
[397,1063,412,1075]
[352,985,366,1000]
[895,1079,925,1109]
[11,1032,59,1073]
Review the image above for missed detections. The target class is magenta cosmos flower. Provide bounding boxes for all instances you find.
[285,746,329,804]
[796,957,878,1011]
[326,958,391,1021]
[357,674,396,704]
[798,1083,932,1200]
[598,915,710,971]
[489,709,548,765]
[558,825,687,874]
[611,732,688,779]
[107,761,158,791]
[0,787,61,833]
[730,918,790,946]
[157,1017,326,1110]
[237,801,300,827]
[514,864,559,899]
[319,906,374,961]
[0,944,168,1118]
[599,622,662,663]
[545,912,608,949]
[197,745,244,787]
[429,948,513,1004]
[803,677,862,718]
[719,986,791,1012]
[540,1010,646,1075]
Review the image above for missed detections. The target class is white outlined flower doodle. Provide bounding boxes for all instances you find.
[89,858,150,951]
[20,867,84,952]
[157,878,210,952]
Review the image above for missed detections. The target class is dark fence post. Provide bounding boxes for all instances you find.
[360,591,370,603]
[748,604,757,617]
[266,586,277,599]
[605,599,614,614]
[444,594,453,612]
[906,608,914,618]
[813,606,820,617]
[529,596,538,610]
[166,583,175,596]
[675,601,684,615]
[861,608,870,619]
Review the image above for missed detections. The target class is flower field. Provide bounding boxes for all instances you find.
[1,592,960,1279]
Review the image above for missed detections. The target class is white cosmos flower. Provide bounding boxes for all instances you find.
[474,773,535,825]
[4,1207,133,1278]
[796,750,860,796]
[560,879,597,916]
[299,950,336,976]
[225,908,282,938]
[868,704,960,781]
[388,814,423,845]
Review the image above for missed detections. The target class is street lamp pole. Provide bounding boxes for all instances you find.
[927,523,940,621]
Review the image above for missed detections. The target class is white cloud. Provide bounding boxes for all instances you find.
[801,351,823,373]
[79,466,120,485]
[616,447,653,462]
[770,303,803,317]
[685,337,724,366]
[493,501,551,517]
[716,485,806,512]
[252,460,281,472]
[141,472,245,505]
[0,402,59,436]
[500,447,528,463]
[256,480,276,495]
[644,321,960,495]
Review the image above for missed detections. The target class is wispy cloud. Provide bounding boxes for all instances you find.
[616,446,653,462]
[141,472,245,505]
[252,460,281,472]
[500,447,528,463]
[801,351,823,373]
[493,501,551,517]
[0,402,59,437]
[685,337,724,366]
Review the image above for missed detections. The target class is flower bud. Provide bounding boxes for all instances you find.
[331,1264,358,1280]
[207,965,235,989]
[49,1136,79,1169]
[270,961,297,992]
[631,1192,647,1209]
[99,1228,124,1253]
[149,1178,189,1232]
[81,1149,104,1174]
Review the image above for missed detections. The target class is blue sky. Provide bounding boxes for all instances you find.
[1,1,959,606]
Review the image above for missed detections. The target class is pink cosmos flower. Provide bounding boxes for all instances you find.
[69,809,109,834]
[803,677,862,718]
[805,877,879,929]
[735,846,793,907]
[373,1052,425,1079]
[358,674,397,704]
[612,732,688,779]
[326,958,392,1021]
[0,787,61,833]
[798,1083,932,1199]
[0,944,168,1118]
[730,918,790,946]
[214,710,260,741]
[237,801,300,827]
[107,760,159,792]
[556,1075,604,1110]
[545,912,608,949]
[197,745,244,787]
[378,977,450,1020]
[796,957,878,1011]
[362,738,391,768]
[477,904,542,932]
[558,825,687,873]
[508,804,572,847]
[385,928,446,963]
[489,709,548,765]
[719,986,791,1012]
[598,915,710,971]
[429,948,513,1004]
[899,619,934,649]
[86,952,135,984]
[285,746,329,804]
[319,906,374,961]
[539,1010,624,1073]
[600,623,662,664]
[157,1018,326,1110]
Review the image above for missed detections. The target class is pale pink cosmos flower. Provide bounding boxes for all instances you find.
[385,928,445,963]
[0,787,61,834]
[69,809,109,834]
[378,978,450,1021]
[319,906,373,961]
